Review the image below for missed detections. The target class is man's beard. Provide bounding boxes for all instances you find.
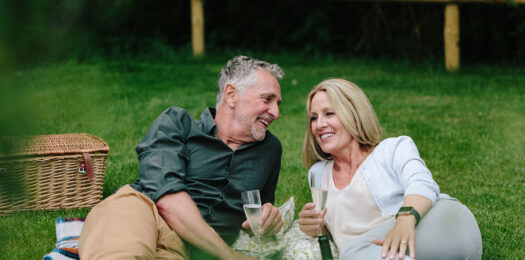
[250,123,267,141]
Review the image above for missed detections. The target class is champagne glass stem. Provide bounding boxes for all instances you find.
[257,234,263,260]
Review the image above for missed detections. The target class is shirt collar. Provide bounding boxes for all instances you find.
[200,107,270,149]
[200,107,218,136]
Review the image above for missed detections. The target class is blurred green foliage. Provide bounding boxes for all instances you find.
[1,0,525,69]
[0,76,34,204]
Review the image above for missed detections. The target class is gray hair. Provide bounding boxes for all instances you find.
[216,55,284,108]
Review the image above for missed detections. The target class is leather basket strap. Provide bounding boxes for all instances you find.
[82,152,94,180]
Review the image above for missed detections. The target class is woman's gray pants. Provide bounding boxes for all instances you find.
[339,198,482,260]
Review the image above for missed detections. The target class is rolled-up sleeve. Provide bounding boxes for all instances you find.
[135,108,192,202]
[392,136,440,205]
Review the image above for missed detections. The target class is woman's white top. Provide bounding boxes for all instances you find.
[324,160,394,249]
[308,136,441,246]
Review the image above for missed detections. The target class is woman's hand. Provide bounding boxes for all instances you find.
[298,203,326,237]
[373,215,417,259]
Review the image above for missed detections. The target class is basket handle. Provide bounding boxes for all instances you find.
[82,152,94,180]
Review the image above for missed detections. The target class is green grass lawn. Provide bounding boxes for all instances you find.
[0,55,524,259]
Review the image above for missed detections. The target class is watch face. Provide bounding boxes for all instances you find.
[398,207,413,214]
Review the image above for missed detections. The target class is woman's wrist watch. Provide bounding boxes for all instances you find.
[396,206,421,225]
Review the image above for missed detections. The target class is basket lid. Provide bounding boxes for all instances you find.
[0,133,109,158]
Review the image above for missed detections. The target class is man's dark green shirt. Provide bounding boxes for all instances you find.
[130,107,282,243]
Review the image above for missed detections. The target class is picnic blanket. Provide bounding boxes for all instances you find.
[42,197,296,259]
[43,218,84,260]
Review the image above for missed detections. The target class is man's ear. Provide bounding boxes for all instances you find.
[224,84,238,108]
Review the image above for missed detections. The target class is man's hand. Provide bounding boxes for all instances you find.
[242,202,283,236]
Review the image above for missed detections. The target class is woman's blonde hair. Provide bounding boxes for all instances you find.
[302,78,384,169]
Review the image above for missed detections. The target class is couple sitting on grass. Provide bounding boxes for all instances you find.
[79,56,482,260]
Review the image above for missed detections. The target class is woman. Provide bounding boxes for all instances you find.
[297,78,482,259]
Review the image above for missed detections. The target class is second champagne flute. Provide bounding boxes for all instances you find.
[310,173,333,260]
[310,173,328,236]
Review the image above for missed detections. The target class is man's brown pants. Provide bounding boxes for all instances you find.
[79,185,188,259]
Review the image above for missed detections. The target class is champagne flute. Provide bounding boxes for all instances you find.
[310,173,328,236]
[242,189,263,260]
[310,173,333,260]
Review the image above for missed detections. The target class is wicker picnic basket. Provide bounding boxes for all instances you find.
[0,133,109,214]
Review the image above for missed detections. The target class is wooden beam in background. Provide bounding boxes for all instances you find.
[191,0,204,57]
[444,4,460,71]
[189,0,524,69]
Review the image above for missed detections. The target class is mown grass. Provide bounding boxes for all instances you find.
[0,55,524,259]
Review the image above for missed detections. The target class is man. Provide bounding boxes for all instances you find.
[79,56,285,259]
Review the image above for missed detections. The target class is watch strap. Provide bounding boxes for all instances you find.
[396,206,421,225]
